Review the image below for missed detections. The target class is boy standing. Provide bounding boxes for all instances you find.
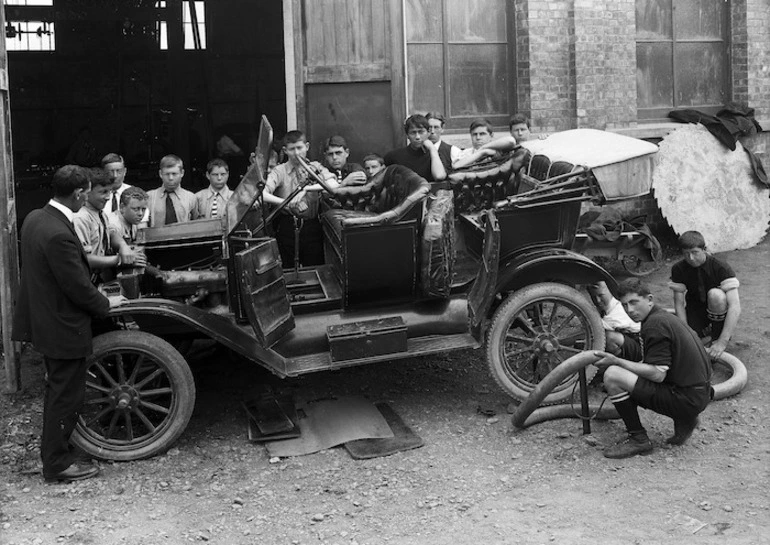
[384,114,447,182]
[74,169,145,282]
[426,112,461,173]
[109,187,148,245]
[669,231,741,359]
[262,130,339,267]
[594,278,712,459]
[101,153,133,215]
[196,158,234,219]
[146,155,200,227]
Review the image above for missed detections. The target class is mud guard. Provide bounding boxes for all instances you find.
[108,299,290,376]
[468,209,500,340]
[496,247,617,295]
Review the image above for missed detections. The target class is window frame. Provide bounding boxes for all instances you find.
[156,0,206,51]
[3,0,55,52]
[404,0,516,131]
[635,0,731,121]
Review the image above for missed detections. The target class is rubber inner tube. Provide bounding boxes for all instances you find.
[512,351,748,429]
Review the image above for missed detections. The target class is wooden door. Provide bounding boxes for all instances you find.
[291,0,405,163]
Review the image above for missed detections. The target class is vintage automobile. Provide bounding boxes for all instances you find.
[73,118,660,461]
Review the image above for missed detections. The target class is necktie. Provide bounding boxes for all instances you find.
[110,191,118,212]
[98,212,109,255]
[165,191,178,225]
[211,192,219,218]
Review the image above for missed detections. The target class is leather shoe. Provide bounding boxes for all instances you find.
[667,417,699,445]
[604,432,653,459]
[44,463,100,483]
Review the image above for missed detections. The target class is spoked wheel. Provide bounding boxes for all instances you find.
[71,331,196,462]
[486,282,605,405]
[621,253,662,277]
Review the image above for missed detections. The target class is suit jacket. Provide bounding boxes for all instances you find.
[12,204,110,358]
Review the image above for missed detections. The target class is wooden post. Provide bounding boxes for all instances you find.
[0,5,21,393]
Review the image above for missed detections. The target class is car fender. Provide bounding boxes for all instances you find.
[496,248,617,295]
[108,298,290,376]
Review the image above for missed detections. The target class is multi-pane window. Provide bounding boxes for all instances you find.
[636,0,729,120]
[157,0,206,50]
[4,0,54,51]
[405,0,512,129]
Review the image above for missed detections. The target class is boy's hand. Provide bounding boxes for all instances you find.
[422,139,436,152]
[107,295,129,308]
[592,351,618,369]
[131,251,148,268]
[118,245,135,265]
[342,171,367,186]
[708,339,727,360]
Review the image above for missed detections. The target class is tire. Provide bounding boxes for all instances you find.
[71,331,196,462]
[512,350,748,429]
[486,282,605,405]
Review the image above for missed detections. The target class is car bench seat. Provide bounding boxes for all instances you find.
[321,165,431,307]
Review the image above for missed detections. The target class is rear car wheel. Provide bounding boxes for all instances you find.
[486,282,605,405]
[71,331,195,461]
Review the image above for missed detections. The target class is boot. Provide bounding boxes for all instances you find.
[604,431,653,459]
[666,417,699,446]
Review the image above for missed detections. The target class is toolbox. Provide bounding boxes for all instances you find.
[327,316,408,362]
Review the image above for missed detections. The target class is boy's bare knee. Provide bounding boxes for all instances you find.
[605,331,623,355]
[707,288,727,313]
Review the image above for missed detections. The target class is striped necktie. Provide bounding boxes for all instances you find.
[211,192,219,218]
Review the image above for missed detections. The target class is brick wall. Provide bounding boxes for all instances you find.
[517,0,576,134]
[573,0,637,130]
[746,0,770,121]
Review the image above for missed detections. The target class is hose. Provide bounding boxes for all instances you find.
[511,351,748,429]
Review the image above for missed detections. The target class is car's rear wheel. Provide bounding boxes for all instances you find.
[486,282,605,405]
[71,331,195,461]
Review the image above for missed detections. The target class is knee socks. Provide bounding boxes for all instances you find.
[610,392,645,436]
[707,310,726,340]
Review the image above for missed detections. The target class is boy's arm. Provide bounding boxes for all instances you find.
[452,149,497,170]
[109,230,146,267]
[480,135,517,153]
[593,352,667,383]
[423,140,447,181]
[710,288,741,358]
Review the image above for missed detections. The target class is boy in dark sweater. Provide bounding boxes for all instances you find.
[594,278,712,459]
[669,230,740,360]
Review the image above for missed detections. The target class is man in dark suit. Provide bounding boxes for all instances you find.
[13,165,124,483]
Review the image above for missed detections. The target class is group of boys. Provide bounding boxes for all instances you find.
[260,112,536,267]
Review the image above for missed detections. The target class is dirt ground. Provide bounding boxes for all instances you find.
[1,238,768,545]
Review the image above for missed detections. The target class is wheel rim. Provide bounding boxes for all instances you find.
[78,348,179,452]
[499,297,593,394]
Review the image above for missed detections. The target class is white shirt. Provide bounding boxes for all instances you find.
[103,183,134,215]
[602,297,641,333]
[48,199,74,223]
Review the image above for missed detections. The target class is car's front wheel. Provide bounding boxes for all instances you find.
[71,330,195,461]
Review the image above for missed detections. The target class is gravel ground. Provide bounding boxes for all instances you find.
[1,239,768,545]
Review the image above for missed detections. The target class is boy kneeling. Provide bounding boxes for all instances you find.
[670,230,740,359]
[594,278,712,459]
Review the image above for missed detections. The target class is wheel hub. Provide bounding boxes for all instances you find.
[535,334,560,356]
[111,385,139,410]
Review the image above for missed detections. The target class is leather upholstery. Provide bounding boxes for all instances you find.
[447,147,530,213]
[322,164,430,231]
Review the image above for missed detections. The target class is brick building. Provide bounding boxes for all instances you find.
[4,0,769,231]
